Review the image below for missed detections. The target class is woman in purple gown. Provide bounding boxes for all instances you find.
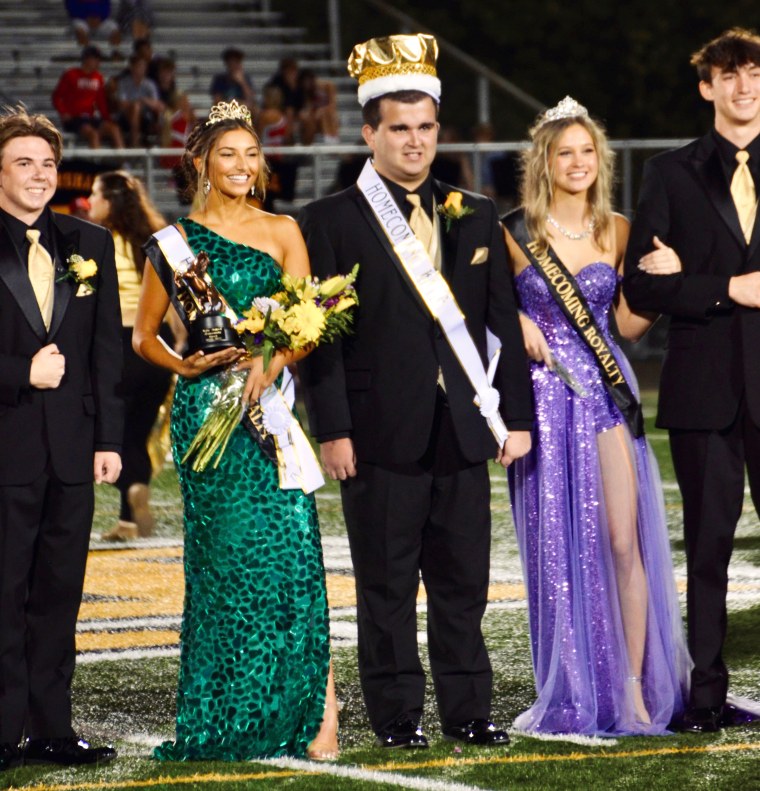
[502,97,691,736]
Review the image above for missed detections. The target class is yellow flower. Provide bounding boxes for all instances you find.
[443,192,463,213]
[318,274,349,298]
[281,273,318,302]
[332,296,357,313]
[71,257,98,279]
[276,301,325,346]
[236,316,265,335]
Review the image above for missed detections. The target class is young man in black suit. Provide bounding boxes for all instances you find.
[298,34,533,749]
[624,28,760,733]
[0,108,123,769]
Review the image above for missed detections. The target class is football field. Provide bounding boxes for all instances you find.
[3,398,759,791]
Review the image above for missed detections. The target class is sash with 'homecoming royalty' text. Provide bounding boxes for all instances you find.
[503,209,643,438]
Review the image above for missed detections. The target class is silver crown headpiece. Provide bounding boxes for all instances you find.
[537,96,589,128]
[206,99,252,127]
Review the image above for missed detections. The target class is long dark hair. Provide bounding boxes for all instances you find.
[95,170,165,275]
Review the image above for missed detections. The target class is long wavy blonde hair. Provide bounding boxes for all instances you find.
[520,113,614,254]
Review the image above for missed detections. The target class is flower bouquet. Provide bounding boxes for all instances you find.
[182,264,359,473]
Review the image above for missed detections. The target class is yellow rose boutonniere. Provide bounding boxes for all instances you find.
[59,253,98,294]
[436,191,475,232]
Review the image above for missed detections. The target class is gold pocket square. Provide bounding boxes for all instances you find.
[75,283,94,297]
[470,247,489,265]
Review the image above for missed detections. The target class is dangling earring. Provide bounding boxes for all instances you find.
[250,185,256,197]
[204,179,211,194]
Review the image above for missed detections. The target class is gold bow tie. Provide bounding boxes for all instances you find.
[26,228,54,329]
[730,150,757,243]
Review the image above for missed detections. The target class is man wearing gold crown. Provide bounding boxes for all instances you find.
[298,34,534,748]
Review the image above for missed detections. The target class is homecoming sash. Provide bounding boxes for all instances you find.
[503,209,644,438]
[152,225,325,493]
[356,159,508,447]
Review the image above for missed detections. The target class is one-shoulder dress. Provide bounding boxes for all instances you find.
[151,218,330,760]
[508,261,691,736]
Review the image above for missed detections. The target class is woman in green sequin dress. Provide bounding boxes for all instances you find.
[134,104,337,761]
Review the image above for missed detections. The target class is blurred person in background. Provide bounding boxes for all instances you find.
[88,170,179,541]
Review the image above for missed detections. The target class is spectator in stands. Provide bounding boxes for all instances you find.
[52,45,125,149]
[296,68,339,144]
[210,47,257,117]
[64,0,123,59]
[131,36,161,82]
[155,57,196,171]
[116,0,154,42]
[265,57,301,125]
[115,54,164,146]
[258,84,298,210]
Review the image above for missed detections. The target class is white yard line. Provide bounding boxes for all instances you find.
[262,756,488,791]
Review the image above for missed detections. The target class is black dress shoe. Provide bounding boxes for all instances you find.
[0,743,20,771]
[23,737,117,766]
[442,719,510,746]
[678,706,724,734]
[375,718,429,749]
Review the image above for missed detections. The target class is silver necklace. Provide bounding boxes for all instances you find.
[546,213,595,240]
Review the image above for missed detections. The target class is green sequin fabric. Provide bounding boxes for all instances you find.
[154,219,330,761]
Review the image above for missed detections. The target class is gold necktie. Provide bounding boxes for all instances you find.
[407,193,435,253]
[26,229,54,329]
[730,150,757,243]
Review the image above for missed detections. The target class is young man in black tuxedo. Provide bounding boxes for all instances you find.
[624,28,760,733]
[0,109,123,770]
[298,34,533,749]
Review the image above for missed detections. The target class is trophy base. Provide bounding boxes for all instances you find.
[188,313,243,354]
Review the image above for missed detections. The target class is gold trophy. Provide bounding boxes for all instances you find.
[173,251,243,353]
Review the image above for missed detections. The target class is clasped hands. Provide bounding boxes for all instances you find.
[179,346,286,405]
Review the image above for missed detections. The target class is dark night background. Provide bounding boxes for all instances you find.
[283,0,760,139]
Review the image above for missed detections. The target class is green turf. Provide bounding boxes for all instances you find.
[4,391,759,791]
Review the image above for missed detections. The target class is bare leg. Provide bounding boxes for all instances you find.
[307,660,339,761]
[597,425,651,724]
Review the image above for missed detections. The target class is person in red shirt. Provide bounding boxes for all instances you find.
[52,46,124,149]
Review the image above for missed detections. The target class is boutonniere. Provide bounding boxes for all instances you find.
[436,191,475,232]
[58,253,98,294]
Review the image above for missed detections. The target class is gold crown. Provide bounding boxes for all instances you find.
[206,99,252,127]
[347,33,441,106]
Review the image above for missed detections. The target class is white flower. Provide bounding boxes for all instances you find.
[252,296,283,315]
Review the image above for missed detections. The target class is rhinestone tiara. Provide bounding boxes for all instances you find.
[206,99,252,127]
[537,96,589,128]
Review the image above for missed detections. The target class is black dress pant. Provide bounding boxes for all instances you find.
[116,324,173,520]
[341,394,493,733]
[670,395,760,709]
[0,467,93,743]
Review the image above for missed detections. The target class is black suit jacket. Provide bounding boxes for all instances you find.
[624,133,760,430]
[0,210,123,485]
[298,178,533,465]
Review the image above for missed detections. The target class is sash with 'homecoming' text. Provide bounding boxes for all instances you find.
[503,208,643,438]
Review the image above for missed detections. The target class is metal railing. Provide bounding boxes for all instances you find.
[60,139,695,217]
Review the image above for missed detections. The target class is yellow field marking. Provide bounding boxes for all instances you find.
[80,548,184,622]
[77,548,530,653]
[324,574,357,608]
[14,741,760,791]
[13,769,309,791]
[373,740,760,772]
[77,631,181,652]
